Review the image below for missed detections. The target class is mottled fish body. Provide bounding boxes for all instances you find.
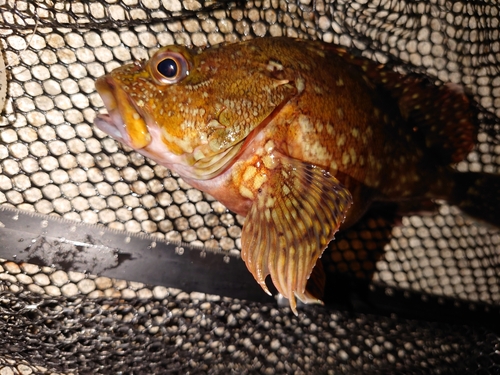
[95,37,499,313]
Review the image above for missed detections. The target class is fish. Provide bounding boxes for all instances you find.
[94,37,500,314]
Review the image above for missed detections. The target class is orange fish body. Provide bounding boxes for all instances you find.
[95,37,497,313]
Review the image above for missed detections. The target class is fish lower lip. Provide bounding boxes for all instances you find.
[95,76,151,148]
[94,114,125,141]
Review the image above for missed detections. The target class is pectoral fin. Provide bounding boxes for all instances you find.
[241,155,353,314]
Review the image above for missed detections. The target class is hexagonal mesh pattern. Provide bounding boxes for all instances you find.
[0,0,499,373]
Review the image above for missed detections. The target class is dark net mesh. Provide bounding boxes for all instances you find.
[0,0,499,373]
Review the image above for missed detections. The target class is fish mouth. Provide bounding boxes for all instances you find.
[94,76,152,149]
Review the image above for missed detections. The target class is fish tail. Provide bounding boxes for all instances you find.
[450,172,500,228]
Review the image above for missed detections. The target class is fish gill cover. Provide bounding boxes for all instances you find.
[0,0,499,374]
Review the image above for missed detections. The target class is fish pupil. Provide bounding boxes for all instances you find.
[157,58,178,78]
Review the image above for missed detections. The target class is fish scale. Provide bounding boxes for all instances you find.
[94,37,500,314]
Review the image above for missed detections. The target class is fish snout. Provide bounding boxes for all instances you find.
[94,76,152,149]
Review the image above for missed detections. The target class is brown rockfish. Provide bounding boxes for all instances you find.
[94,37,499,314]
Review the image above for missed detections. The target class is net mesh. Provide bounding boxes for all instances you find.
[0,0,499,373]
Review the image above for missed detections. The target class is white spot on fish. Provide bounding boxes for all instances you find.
[253,173,267,191]
[298,114,312,134]
[314,85,323,94]
[326,124,334,136]
[282,184,291,195]
[342,152,350,166]
[296,77,305,94]
[239,185,254,199]
[349,147,357,164]
[266,60,284,71]
[330,160,338,171]
[316,120,324,133]
[308,140,330,162]
[337,134,346,147]
[264,140,275,153]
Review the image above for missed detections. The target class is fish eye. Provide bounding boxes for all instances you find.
[149,50,190,85]
[158,58,178,78]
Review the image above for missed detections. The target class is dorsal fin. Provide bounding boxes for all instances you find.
[391,77,478,164]
[321,43,479,164]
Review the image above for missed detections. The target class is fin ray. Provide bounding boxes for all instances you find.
[241,155,353,314]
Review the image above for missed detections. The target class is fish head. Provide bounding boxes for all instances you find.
[94,42,298,180]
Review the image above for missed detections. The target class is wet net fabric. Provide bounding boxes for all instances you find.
[0,0,499,373]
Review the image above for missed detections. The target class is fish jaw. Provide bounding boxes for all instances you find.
[94,75,199,175]
[94,76,151,149]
